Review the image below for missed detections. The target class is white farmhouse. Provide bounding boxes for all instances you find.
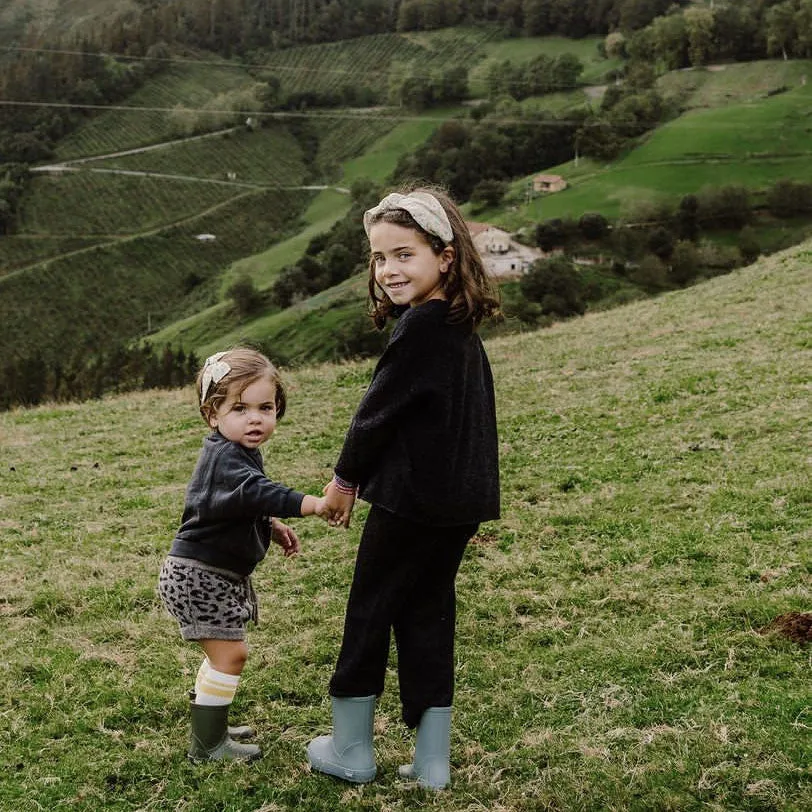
[467,222,543,279]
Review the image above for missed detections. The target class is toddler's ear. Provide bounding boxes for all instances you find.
[200,406,217,428]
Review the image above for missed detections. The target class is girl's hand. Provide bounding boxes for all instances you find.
[270,518,300,557]
[323,479,356,528]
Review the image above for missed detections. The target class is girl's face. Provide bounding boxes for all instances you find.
[207,376,277,449]
[369,222,454,308]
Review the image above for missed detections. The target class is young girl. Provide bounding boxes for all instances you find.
[159,346,328,763]
[307,187,501,789]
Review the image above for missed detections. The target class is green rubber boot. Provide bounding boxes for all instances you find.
[188,702,262,763]
[398,706,452,790]
[188,690,255,739]
[306,696,377,783]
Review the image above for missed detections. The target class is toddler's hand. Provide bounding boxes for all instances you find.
[270,518,300,557]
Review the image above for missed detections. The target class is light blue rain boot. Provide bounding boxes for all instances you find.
[306,696,377,783]
[398,706,452,790]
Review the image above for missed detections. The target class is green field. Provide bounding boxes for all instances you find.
[5,34,812,374]
[657,60,812,110]
[256,28,499,99]
[90,124,308,186]
[1,242,809,810]
[495,65,812,226]
[54,62,256,160]
[17,172,242,235]
[0,234,105,273]
[0,188,314,361]
[148,189,354,352]
[146,109,453,355]
[468,34,623,94]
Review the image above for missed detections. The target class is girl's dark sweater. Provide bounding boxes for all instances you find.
[335,299,500,526]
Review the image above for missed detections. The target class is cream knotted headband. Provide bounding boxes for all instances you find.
[200,351,231,401]
[363,192,453,244]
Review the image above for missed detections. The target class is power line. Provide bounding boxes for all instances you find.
[1,97,807,133]
[0,97,576,125]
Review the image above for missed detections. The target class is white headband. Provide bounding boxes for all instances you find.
[363,192,453,244]
[200,352,231,402]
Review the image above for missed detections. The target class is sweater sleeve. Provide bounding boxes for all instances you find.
[334,307,444,486]
[205,443,305,519]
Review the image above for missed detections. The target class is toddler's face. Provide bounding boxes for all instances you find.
[208,377,277,449]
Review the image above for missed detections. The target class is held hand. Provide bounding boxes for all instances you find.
[270,518,300,557]
[323,479,356,528]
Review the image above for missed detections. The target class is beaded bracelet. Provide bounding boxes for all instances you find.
[332,474,358,495]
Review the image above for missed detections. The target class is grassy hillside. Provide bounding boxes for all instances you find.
[96,57,812,366]
[493,60,812,227]
[1,242,809,811]
[0,0,134,42]
[3,34,812,373]
[0,188,316,362]
[52,61,258,160]
[468,34,622,93]
[146,110,457,353]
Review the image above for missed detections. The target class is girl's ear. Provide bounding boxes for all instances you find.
[440,245,456,273]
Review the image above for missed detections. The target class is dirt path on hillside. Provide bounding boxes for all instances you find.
[33,126,243,169]
[31,126,350,192]
[4,188,264,279]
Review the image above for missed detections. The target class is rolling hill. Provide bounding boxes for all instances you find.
[1,29,812,374]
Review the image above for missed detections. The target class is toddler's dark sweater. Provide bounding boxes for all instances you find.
[169,431,305,575]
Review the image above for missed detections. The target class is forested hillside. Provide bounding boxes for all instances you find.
[2,0,812,410]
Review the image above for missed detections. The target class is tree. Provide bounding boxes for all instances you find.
[535,218,570,251]
[649,11,689,70]
[796,0,812,57]
[470,179,508,210]
[676,194,700,240]
[630,254,668,292]
[684,6,715,67]
[322,244,355,286]
[227,274,263,318]
[647,226,674,260]
[519,256,586,318]
[698,185,752,230]
[578,212,609,240]
[433,66,469,104]
[605,31,626,59]
[551,53,584,91]
[766,1,797,60]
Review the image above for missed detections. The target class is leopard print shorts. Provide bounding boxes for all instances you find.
[158,555,258,641]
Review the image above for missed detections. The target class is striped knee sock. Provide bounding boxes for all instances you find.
[194,657,240,706]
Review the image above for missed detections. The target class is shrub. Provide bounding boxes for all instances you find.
[668,240,700,286]
[698,185,752,229]
[226,274,263,318]
[767,179,812,218]
[738,226,761,265]
[471,179,508,210]
[630,254,669,292]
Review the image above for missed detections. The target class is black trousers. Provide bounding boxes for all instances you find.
[329,505,477,728]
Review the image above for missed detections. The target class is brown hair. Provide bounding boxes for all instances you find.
[197,347,287,426]
[365,184,501,330]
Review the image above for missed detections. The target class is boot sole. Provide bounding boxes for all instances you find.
[307,745,376,783]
